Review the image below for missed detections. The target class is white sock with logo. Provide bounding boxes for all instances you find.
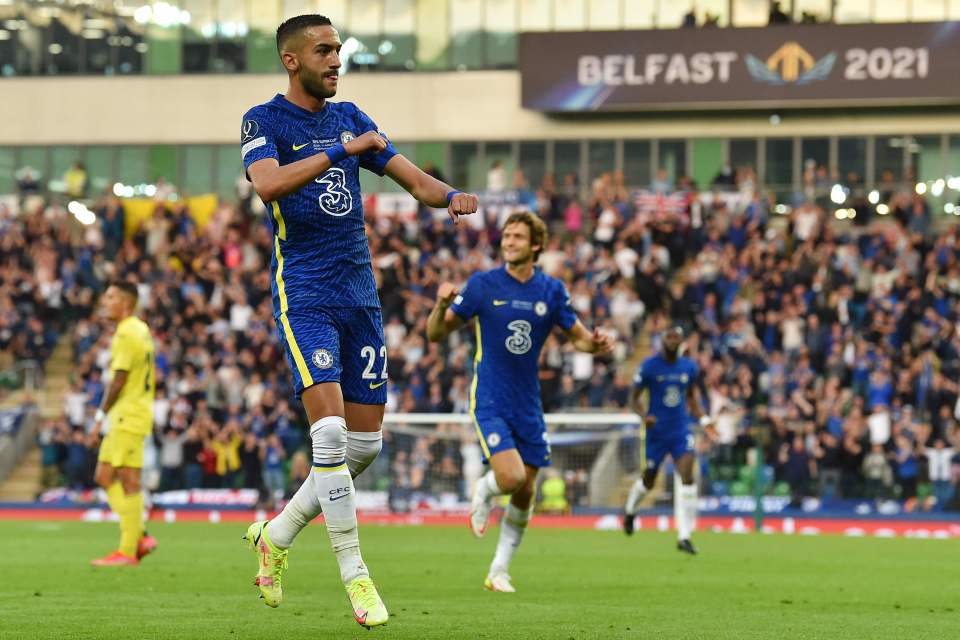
[311,415,368,584]
[265,477,321,549]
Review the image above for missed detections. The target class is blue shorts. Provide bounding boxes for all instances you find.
[645,428,694,472]
[472,412,551,468]
[275,307,387,404]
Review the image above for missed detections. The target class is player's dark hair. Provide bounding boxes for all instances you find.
[276,14,333,53]
[109,280,139,302]
[503,210,548,261]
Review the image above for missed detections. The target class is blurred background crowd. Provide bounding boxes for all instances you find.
[3,151,960,513]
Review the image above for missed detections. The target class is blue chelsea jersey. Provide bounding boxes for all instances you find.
[450,267,578,421]
[240,94,398,312]
[633,355,699,428]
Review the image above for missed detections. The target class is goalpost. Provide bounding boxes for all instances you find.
[357,413,641,512]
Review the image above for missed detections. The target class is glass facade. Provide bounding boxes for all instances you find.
[4,133,958,212]
[2,0,960,76]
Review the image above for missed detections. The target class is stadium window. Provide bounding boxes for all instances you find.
[912,0,947,21]
[553,0,587,31]
[874,1,908,22]
[657,0,693,28]
[0,148,14,194]
[485,142,515,190]
[50,147,82,190]
[587,0,621,29]
[183,145,215,196]
[837,137,867,187]
[483,0,518,68]
[43,7,82,74]
[801,138,829,172]
[212,0,248,72]
[764,138,794,202]
[181,0,217,72]
[216,144,242,199]
[624,0,656,28]
[874,136,907,186]
[731,0,768,27]
[451,142,482,192]
[81,10,112,75]
[451,0,484,69]
[554,141,582,192]
[85,146,116,194]
[346,0,385,71]
[792,0,831,23]
[115,146,149,188]
[18,147,49,186]
[414,0,450,69]
[382,0,417,70]
[910,135,944,210]
[834,0,870,23]
[729,139,758,176]
[520,0,552,31]
[519,142,547,189]
[623,140,652,188]
[698,0,730,27]
[659,140,687,183]
[588,140,616,186]
[246,0,282,73]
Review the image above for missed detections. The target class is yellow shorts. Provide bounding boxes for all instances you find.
[97,429,145,469]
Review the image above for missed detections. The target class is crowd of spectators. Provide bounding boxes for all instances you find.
[5,154,960,513]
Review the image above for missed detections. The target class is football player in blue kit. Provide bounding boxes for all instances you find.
[239,14,478,627]
[622,326,712,555]
[427,211,614,593]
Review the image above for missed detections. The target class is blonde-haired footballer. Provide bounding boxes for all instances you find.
[89,281,157,566]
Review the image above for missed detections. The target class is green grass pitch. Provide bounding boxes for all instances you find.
[0,520,956,639]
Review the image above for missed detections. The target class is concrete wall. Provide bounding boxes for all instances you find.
[3,71,960,145]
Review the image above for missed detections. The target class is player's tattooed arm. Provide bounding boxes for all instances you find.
[563,320,615,355]
[427,282,465,342]
[246,132,386,202]
[383,154,479,223]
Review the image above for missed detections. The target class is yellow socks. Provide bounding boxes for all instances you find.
[118,491,144,558]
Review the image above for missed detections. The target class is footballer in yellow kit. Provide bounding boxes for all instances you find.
[90,281,157,566]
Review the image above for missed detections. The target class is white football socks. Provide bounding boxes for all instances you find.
[265,475,322,549]
[346,430,382,479]
[475,469,506,503]
[675,476,698,541]
[490,503,532,576]
[624,477,648,515]
[312,415,368,584]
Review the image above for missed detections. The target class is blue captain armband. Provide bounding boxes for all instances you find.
[446,190,462,204]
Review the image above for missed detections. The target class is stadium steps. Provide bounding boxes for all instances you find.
[0,335,74,500]
[0,448,42,501]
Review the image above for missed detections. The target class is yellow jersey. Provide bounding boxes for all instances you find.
[108,315,155,436]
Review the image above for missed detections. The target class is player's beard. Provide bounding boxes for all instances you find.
[301,69,337,100]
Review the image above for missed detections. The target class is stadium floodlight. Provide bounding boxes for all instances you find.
[876,203,889,215]
[834,208,848,220]
[946,203,956,214]
[144,184,157,197]
[915,182,927,195]
[868,190,880,204]
[774,204,789,215]
[931,180,945,197]
[830,184,847,204]
[112,182,125,197]
[948,176,960,190]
